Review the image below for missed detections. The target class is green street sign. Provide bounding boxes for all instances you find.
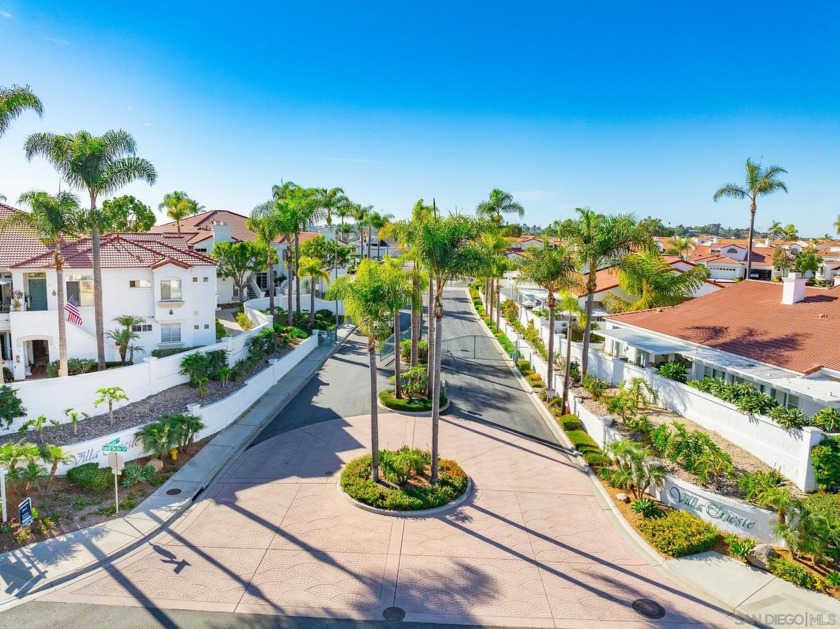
[102,438,129,453]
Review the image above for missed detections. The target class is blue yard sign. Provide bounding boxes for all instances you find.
[19,497,33,528]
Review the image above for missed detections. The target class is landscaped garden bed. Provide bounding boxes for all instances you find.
[340,447,468,511]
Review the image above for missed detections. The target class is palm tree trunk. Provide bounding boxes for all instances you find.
[55,247,69,378]
[487,278,493,324]
[394,309,402,398]
[430,293,444,485]
[563,310,574,411]
[286,250,293,326]
[495,282,501,330]
[368,336,380,482]
[294,234,301,314]
[267,252,275,317]
[581,268,596,375]
[746,199,757,280]
[310,279,316,328]
[547,293,555,390]
[410,262,419,367]
[91,209,106,371]
[426,278,435,399]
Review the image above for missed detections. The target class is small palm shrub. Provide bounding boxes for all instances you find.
[737,469,785,503]
[179,350,229,385]
[581,374,608,401]
[724,534,757,561]
[630,497,663,519]
[637,509,719,557]
[379,447,425,485]
[813,408,840,433]
[826,572,840,588]
[769,406,807,430]
[658,362,688,383]
[606,438,666,499]
[650,422,733,487]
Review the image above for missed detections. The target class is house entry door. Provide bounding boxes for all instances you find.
[28,277,48,311]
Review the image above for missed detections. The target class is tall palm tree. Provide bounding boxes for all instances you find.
[326,259,392,482]
[316,187,351,316]
[0,84,43,137]
[0,191,83,378]
[247,210,282,317]
[477,231,509,328]
[558,292,585,409]
[767,220,785,241]
[559,208,643,375]
[370,211,395,260]
[351,204,374,258]
[602,245,710,312]
[517,244,578,392]
[297,255,331,327]
[159,191,202,234]
[414,212,485,483]
[714,159,788,279]
[381,258,413,399]
[476,188,524,227]
[24,130,157,370]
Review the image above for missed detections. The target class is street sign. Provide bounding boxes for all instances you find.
[107,452,125,474]
[102,438,128,453]
[18,497,33,528]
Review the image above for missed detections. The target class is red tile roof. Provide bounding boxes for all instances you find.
[0,203,52,267]
[608,280,840,374]
[13,232,217,270]
[150,209,255,243]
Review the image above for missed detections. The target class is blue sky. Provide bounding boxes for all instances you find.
[2,2,839,235]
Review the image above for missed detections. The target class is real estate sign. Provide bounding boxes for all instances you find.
[658,476,780,545]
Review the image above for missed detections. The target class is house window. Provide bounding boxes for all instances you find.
[192,277,198,283]
[130,280,151,288]
[203,277,209,283]
[204,324,209,329]
[160,279,182,301]
[66,275,94,307]
[255,272,268,291]
[160,323,181,343]
[131,324,153,332]
[786,394,800,410]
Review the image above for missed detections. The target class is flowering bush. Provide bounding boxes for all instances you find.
[637,509,719,557]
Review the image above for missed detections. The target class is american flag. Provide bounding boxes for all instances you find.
[65,297,83,326]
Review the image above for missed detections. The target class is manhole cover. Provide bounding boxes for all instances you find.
[382,606,406,621]
[632,598,666,619]
[166,488,182,496]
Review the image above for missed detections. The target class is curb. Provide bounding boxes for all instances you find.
[462,288,741,619]
[376,395,451,417]
[0,325,356,609]
[336,476,474,518]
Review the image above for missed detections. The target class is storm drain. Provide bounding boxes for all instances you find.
[382,606,406,621]
[632,598,666,619]
[166,488,182,496]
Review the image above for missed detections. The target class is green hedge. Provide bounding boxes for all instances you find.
[379,389,448,412]
[565,429,602,455]
[67,463,114,492]
[637,509,720,557]
[560,414,582,431]
[151,346,202,358]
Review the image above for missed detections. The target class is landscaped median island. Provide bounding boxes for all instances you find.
[340,447,468,512]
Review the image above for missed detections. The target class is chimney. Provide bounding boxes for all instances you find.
[712,236,720,244]
[212,221,232,243]
[782,273,807,305]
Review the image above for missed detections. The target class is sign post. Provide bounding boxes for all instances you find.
[0,468,7,523]
[107,452,125,515]
[18,497,33,528]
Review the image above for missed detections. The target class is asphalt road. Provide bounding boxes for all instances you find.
[0,288,562,629]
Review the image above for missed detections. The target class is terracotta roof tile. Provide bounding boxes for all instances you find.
[0,203,52,267]
[607,280,840,374]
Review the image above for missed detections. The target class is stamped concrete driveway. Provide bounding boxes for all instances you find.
[22,290,736,627]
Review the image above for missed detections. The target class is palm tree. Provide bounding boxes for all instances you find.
[558,208,643,375]
[767,220,785,241]
[159,191,202,233]
[780,224,799,241]
[297,256,331,328]
[0,191,84,378]
[105,314,145,364]
[558,292,585,408]
[602,245,710,312]
[247,210,282,317]
[326,259,392,482]
[606,439,666,499]
[0,84,43,137]
[24,130,157,371]
[352,204,374,258]
[713,159,788,279]
[40,444,76,488]
[94,386,128,426]
[370,211,395,260]
[834,214,840,237]
[381,258,413,399]
[476,188,524,227]
[414,212,485,483]
[665,236,693,259]
[477,231,508,327]
[316,187,351,315]
[517,244,578,392]
[136,421,176,461]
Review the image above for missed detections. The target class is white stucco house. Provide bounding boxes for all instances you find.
[0,203,218,380]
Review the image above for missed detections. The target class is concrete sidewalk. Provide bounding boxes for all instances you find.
[0,325,354,608]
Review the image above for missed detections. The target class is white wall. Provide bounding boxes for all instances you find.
[52,335,318,476]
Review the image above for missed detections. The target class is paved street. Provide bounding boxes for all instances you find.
[0,289,736,627]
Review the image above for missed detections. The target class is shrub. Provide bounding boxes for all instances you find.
[67,463,113,492]
[517,359,532,375]
[724,534,757,561]
[581,374,608,401]
[215,318,229,340]
[179,350,229,385]
[826,572,840,588]
[769,406,807,430]
[45,357,97,378]
[340,451,468,511]
[379,447,426,484]
[547,397,565,416]
[811,437,840,491]
[768,558,824,591]
[637,509,719,557]
[235,311,254,331]
[0,385,26,429]
[400,339,429,364]
[379,388,447,413]
[565,429,601,455]
[625,414,653,435]
[500,299,519,322]
[560,414,582,431]
[813,408,840,433]
[737,469,785,503]
[606,438,666,499]
[656,422,734,487]
[151,345,201,358]
[583,452,612,467]
[121,463,156,488]
[568,360,581,383]
[657,362,688,383]
[526,373,544,388]
[631,497,663,519]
